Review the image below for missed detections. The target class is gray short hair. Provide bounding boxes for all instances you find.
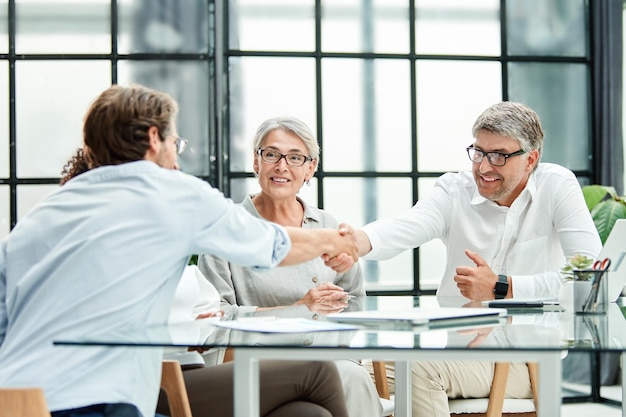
[253,116,320,170]
[472,102,544,167]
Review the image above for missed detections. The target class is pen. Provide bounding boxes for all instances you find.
[487,301,560,308]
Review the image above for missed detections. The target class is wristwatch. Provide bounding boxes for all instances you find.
[494,274,509,299]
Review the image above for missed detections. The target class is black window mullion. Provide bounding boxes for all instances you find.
[500,0,508,101]
[111,0,118,85]
[314,0,323,209]
[8,0,16,230]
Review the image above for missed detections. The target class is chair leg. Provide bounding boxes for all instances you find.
[223,347,235,363]
[0,388,51,417]
[485,362,510,417]
[527,362,539,414]
[450,362,537,417]
[372,360,391,400]
[161,360,193,417]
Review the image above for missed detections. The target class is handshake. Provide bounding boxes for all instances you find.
[283,223,371,273]
[321,223,368,273]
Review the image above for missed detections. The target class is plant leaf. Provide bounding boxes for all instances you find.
[582,185,616,212]
[591,200,626,244]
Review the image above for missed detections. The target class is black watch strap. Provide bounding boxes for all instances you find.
[494,274,509,299]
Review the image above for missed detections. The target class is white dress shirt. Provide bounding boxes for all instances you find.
[362,163,602,299]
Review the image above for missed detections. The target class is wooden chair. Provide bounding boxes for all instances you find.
[0,361,198,417]
[160,359,193,417]
[0,388,51,417]
[372,360,395,416]
[371,361,538,417]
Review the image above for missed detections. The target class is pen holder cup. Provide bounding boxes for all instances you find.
[568,269,609,314]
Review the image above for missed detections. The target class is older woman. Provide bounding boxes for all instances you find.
[198,116,383,417]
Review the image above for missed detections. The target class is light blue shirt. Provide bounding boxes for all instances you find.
[0,160,290,417]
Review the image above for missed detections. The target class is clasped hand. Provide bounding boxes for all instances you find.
[295,282,350,314]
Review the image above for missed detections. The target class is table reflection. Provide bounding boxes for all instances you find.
[53,296,626,354]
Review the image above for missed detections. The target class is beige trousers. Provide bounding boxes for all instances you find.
[363,360,532,417]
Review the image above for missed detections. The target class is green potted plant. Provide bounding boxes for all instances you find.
[560,184,624,314]
[561,254,594,281]
[582,184,626,244]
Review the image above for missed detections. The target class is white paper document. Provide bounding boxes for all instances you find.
[215,317,361,333]
[326,307,507,327]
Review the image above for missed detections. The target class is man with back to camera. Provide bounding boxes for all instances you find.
[0,84,357,417]
[331,101,602,416]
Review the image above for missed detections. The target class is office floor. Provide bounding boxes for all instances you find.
[561,384,621,416]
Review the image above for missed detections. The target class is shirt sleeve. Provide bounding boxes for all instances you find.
[197,253,241,310]
[512,171,602,299]
[362,173,455,260]
[191,183,291,270]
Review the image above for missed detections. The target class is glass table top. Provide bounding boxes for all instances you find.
[53,296,626,353]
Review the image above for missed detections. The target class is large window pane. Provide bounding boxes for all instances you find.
[506,0,588,57]
[0,61,7,177]
[229,57,316,172]
[229,0,315,52]
[508,62,590,171]
[16,61,111,178]
[118,60,211,177]
[322,58,411,172]
[0,0,7,54]
[0,186,8,240]
[17,184,58,220]
[322,0,409,54]
[417,177,446,291]
[230,177,318,209]
[416,0,500,56]
[416,60,501,172]
[118,0,209,54]
[15,0,110,54]
[323,177,414,290]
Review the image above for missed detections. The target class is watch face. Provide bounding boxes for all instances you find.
[495,281,508,297]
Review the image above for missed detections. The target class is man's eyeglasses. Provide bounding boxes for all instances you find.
[257,148,312,167]
[174,137,188,155]
[466,145,526,167]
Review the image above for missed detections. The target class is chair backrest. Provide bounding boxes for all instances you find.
[371,361,538,417]
[161,360,193,417]
[450,362,538,417]
[0,388,51,417]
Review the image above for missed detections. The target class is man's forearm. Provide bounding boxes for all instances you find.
[280,227,357,267]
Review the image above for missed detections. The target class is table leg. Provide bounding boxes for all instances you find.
[536,352,562,417]
[394,360,411,417]
[233,349,260,417]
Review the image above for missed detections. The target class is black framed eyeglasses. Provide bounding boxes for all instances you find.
[256,148,312,167]
[466,145,526,167]
[174,137,188,155]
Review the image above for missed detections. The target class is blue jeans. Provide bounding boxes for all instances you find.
[51,403,141,417]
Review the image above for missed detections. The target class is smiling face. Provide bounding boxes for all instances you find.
[472,130,538,207]
[253,128,317,201]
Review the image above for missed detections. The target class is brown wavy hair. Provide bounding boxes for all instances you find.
[60,148,89,185]
[82,84,178,169]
